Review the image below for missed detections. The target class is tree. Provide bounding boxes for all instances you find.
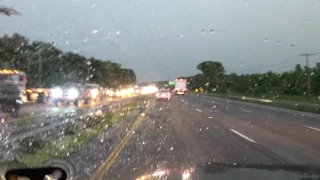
[197,61,225,77]
[0,33,137,88]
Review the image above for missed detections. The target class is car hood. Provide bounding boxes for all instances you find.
[135,162,320,180]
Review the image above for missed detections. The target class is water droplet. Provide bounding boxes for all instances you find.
[276,41,281,44]
[160,33,164,37]
[264,38,268,42]
[201,29,206,33]
[83,38,88,42]
[170,147,174,150]
[160,126,163,129]
[180,34,184,38]
[90,3,96,8]
[116,30,121,35]
[65,31,69,34]
[101,138,104,142]
[290,44,295,48]
[65,41,69,44]
[92,30,98,34]
[142,141,145,145]
[209,29,215,34]
[239,63,243,67]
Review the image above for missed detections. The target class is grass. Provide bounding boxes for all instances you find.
[202,93,320,114]
[16,98,147,167]
[210,92,320,104]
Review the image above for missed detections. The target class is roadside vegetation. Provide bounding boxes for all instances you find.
[185,61,320,113]
[187,61,320,104]
[0,33,136,88]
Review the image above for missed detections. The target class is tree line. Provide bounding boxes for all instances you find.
[0,33,136,88]
[189,61,320,97]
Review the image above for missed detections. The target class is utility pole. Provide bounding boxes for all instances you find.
[38,50,42,88]
[299,53,316,97]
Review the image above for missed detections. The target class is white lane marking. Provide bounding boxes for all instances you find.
[230,129,257,143]
[305,126,320,132]
[241,109,251,113]
[196,108,202,113]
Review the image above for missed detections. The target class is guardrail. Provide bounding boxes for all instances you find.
[239,96,320,108]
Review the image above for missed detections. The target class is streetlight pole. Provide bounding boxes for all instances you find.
[38,50,41,88]
[86,61,91,82]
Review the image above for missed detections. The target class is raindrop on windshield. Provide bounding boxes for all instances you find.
[92,30,98,34]
[209,29,215,34]
[90,3,96,8]
[290,44,295,48]
[180,34,184,38]
[116,30,121,35]
[264,38,268,42]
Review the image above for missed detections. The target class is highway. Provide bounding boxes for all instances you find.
[2,94,320,179]
[61,93,320,179]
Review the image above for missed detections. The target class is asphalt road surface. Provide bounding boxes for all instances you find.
[66,94,320,179]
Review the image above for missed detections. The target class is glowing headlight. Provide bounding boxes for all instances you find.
[90,89,98,98]
[52,88,63,98]
[67,88,79,99]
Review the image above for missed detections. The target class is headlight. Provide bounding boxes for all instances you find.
[67,88,79,99]
[52,88,63,98]
[90,89,98,98]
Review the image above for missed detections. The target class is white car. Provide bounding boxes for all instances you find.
[156,89,171,101]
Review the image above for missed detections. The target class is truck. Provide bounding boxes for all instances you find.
[0,69,27,117]
[174,79,187,95]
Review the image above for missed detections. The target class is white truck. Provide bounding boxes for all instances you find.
[174,79,187,95]
[0,70,27,117]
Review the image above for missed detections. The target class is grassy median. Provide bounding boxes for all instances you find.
[16,97,148,167]
[201,93,320,114]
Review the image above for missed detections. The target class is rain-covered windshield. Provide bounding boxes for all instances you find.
[1,0,320,180]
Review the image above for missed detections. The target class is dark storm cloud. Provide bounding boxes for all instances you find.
[1,0,320,82]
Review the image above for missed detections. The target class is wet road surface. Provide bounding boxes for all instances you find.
[66,94,320,179]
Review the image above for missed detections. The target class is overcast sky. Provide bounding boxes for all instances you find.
[1,0,320,82]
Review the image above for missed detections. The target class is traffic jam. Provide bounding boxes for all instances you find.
[0,69,163,119]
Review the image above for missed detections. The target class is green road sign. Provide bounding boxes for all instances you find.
[169,81,175,85]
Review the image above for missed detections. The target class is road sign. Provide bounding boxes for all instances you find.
[169,81,175,85]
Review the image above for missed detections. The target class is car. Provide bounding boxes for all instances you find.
[156,89,171,101]
[51,83,86,107]
[84,84,104,103]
